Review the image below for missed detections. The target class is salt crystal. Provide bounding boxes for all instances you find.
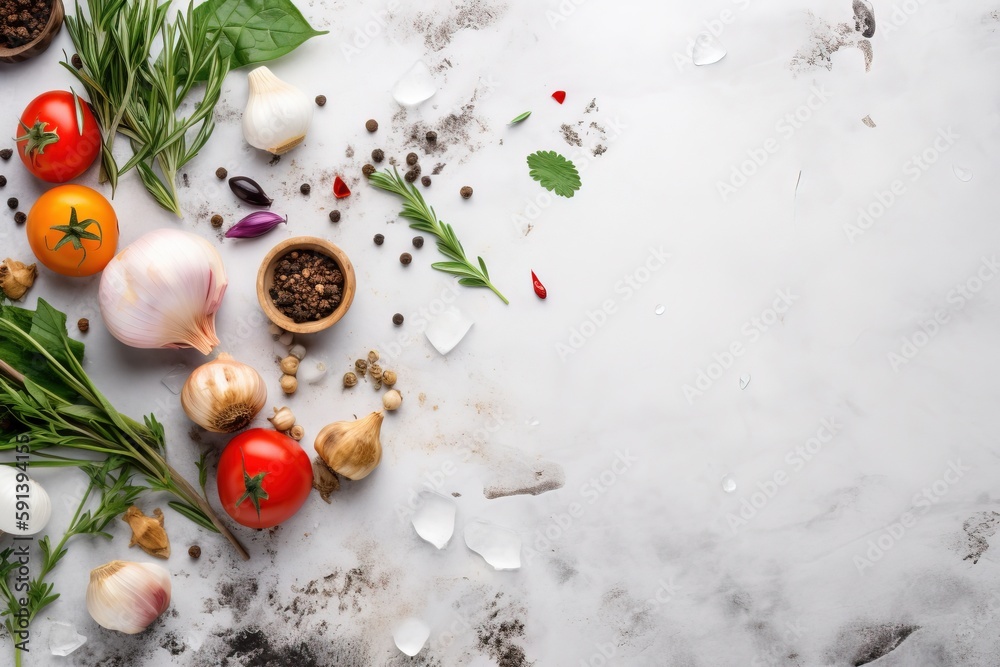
[392,61,436,106]
[48,621,86,656]
[412,491,456,549]
[691,33,727,66]
[393,618,430,656]
[465,519,521,570]
[160,364,188,394]
[425,308,473,355]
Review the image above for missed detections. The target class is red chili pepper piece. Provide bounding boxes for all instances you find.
[333,176,351,199]
[531,271,547,299]
[551,91,566,104]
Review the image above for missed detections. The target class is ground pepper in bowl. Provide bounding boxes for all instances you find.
[268,250,344,323]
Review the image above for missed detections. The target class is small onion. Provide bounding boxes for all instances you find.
[99,229,228,355]
[181,354,267,433]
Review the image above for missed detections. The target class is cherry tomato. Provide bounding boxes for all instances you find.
[16,91,101,183]
[217,429,313,529]
[26,185,119,277]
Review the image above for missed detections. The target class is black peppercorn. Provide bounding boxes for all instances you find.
[189,545,201,559]
[0,175,6,187]
[406,152,418,166]
[211,214,223,228]
[374,234,384,245]
[371,148,384,163]
[405,170,418,183]
[0,149,11,161]
[71,53,83,69]
[412,236,424,248]
[300,183,311,195]
[14,212,26,225]
[6,197,17,209]
[460,186,473,199]
[362,164,375,177]
[77,318,89,333]
[426,131,437,143]
[400,253,412,265]
[392,313,404,326]
[315,95,327,107]
[366,119,378,132]
[421,176,431,187]
[215,167,227,179]
[329,210,341,223]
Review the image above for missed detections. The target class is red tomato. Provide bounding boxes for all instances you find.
[217,429,312,529]
[16,91,101,183]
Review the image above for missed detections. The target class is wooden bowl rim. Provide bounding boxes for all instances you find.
[256,236,356,334]
[0,0,64,61]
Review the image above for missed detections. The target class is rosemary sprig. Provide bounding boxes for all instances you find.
[369,168,509,304]
[1,459,144,667]
[61,0,227,215]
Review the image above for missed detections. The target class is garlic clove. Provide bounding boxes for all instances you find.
[0,258,37,301]
[123,506,170,559]
[87,561,172,634]
[181,354,267,433]
[314,411,384,480]
[268,406,295,432]
[0,467,52,536]
[99,229,228,355]
[243,66,313,155]
[383,389,402,411]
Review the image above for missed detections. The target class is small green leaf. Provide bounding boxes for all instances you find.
[509,111,531,125]
[527,150,582,198]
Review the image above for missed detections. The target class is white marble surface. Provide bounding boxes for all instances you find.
[3,0,1000,664]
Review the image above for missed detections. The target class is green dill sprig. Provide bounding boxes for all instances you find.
[369,168,508,304]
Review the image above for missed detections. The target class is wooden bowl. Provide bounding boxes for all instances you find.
[0,0,64,64]
[257,236,356,334]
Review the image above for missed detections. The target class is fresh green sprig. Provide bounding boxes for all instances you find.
[369,168,509,304]
[61,0,227,215]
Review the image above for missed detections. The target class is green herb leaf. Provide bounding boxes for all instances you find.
[193,0,328,79]
[526,150,582,198]
[509,111,531,125]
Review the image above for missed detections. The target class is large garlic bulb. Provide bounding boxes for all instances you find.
[181,354,267,433]
[99,229,228,355]
[242,66,312,155]
[87,560,171,634]
[0,467,52,536]
[314,411,384,480]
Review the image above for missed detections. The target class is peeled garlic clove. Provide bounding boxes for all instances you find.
[122,506,170,559]
[0,467,52,536]
[314,411,384,480]
[99,229,228,355]
[87,561,171,635]
[181,354,267,433]
[383,389,402,411]
[243,66,313,155]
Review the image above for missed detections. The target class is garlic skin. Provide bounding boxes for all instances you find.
[181,354,267,433]
[0,467,52,536]
[0,258,37,300]
[314,411,383,480]
[99,229,228,355]
[243,67,312,155]
[268,406,295,432]
[87,560,171,635]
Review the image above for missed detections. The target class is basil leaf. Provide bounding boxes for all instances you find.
[193,0,327,78]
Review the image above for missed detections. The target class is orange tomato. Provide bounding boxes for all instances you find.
[26,185,119,277]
